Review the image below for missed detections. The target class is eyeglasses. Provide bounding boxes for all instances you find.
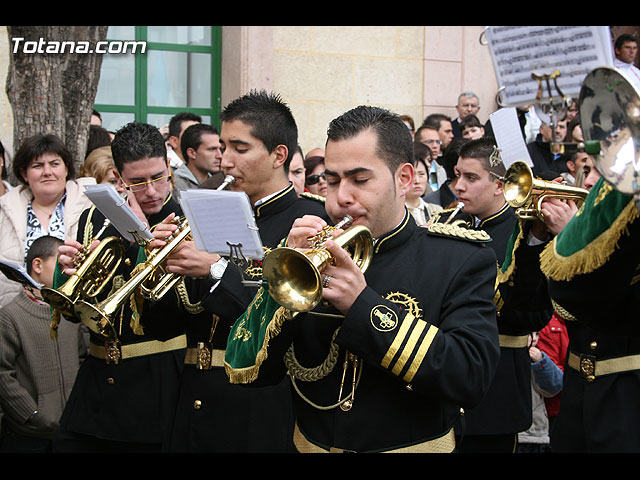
[305,172,326,185]
[459,103,479,108]
[121,174,172,192]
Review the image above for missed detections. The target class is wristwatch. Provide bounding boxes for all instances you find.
[209,258,228,281]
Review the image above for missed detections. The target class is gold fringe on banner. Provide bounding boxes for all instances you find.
[225,305,293,384]
[540,200,640,282]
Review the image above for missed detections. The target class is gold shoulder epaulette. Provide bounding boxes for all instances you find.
[426,222,492,244]
[300,191,326,203]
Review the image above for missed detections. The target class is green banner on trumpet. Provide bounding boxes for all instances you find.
[224,284,292,384]
[540,177,640,281]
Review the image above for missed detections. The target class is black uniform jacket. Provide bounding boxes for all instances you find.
[548,191,640,452]
[59,194,186,445]
[147,184,329,452]
[453,203,552,436]
[248,211,500,452]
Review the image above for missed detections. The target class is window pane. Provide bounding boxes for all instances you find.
[100,112,135,133]
[147,51,211,109]
[148,26,211,46]
[95,53,135,105]
[107,26,135,40]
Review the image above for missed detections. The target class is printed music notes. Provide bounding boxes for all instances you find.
[485,26,614,107]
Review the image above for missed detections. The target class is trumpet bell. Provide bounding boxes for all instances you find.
[503,160,589,220]
[580,66,640,194]
[262,224,374,313]
[41,236,124,318]
[262,247,323,313]
[503,161,535,208]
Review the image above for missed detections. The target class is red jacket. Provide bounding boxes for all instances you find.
[536,313,569,417]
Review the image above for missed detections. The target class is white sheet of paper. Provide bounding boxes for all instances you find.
[83,184,153,243]
[485,26,614,107]
[489,107,533,169]
[179,189,264,259]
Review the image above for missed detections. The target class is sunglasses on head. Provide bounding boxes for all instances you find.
[305,171,326,185]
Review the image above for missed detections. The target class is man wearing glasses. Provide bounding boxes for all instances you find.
[452,92,481,138]
[52,122,187,453]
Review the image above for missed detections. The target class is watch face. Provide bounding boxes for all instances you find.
[211,262,225,279]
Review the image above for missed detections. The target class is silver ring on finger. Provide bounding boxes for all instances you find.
[322,274,331,288]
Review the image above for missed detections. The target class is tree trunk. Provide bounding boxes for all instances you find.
[6,26,109,178]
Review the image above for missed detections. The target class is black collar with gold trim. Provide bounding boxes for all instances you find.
[374,209,415,254]
[476,202,512,229]
[254,184,298,219]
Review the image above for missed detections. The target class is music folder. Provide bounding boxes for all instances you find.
[179,189,264,260]
[83,184,154,244]
[0,259,43,290]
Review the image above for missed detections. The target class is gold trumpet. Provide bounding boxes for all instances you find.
[73,175,235,336]
[41,219,124,319]
[262,215,374,313]
[503,161,589,221]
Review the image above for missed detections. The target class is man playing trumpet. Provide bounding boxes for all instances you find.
[51,122,188,453]
[224,106,501,453]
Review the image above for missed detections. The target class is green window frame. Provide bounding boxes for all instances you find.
[94,26,222,131]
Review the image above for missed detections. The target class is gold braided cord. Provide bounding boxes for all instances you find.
[284,328,341,382]
[289,363,363,411]
[175,278,204,314]
[552,299,577,322]
[426,222,491,242]
[284,327,366,411]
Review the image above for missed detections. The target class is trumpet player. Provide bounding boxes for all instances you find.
[224,105,501,453]
[446,137,554,453]
[51,122,188,453]
[146,90,328,452]
[539,156,640,452]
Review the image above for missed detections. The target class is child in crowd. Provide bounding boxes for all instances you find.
[0,235,87,452]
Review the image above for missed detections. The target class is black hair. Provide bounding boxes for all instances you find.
[615,33,638,51]
[110,122,167,172]
[180,123,220,163]
[13,134,76,185]
[168,112,203,138]
[422,113,452,130]
[220,90,298,171]
[458,136,505,178]
[326,105,413,174]
[25,235,63,275]
[441,137,470,180]
[86,124,112,159]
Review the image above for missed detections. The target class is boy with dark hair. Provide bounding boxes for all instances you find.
[0,236,85,452]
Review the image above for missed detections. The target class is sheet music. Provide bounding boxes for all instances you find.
[489,107,533,169]
[0,259,42,289]
[485,26,615,107]
[83,184,153,243]
[179,189,264,259]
